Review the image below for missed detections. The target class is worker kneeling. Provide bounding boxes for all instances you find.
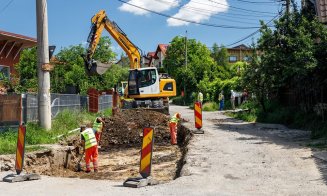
[81,125,99,173]
[169,113,181,145]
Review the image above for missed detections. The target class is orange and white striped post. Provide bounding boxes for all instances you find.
[15,125,26,175]
[139,127,154,178]
[194,101,202,129]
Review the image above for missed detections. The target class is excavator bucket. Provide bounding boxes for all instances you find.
[85,61,112,76]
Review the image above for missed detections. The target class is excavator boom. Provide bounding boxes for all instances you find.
[85,10,141,75]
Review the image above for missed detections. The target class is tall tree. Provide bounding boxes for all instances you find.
[164,36,214,98]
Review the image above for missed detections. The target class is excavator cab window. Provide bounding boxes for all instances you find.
[138,69,156,88]
[128,70,139,95]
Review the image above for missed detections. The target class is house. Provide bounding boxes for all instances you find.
[148,44,169,69]
[0,30,37,82]
[227,44,253,63]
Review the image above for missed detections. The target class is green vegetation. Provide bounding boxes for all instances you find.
[202,102,219,112]
[0,109,107,154]
[12,36,128,94]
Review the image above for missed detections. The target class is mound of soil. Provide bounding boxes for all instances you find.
[101,109,171,147]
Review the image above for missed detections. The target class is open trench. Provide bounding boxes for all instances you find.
[0,124,192,183]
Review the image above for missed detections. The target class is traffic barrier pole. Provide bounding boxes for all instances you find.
[15,125,26,175]
[139,127,154,178]
[194,101,202,129]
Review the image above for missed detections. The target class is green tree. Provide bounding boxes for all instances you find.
[14,47,38,92]
[164,36,214,100]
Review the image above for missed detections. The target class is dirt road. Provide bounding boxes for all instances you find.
[1,105,327,195]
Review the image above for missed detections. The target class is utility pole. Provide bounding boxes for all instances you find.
[36,0,51,130]
[184,30,187,106]
[185,30,188,68]
[286,0,290,14]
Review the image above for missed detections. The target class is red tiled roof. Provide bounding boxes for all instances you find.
[157,44,169,56]
[147,52,156,57]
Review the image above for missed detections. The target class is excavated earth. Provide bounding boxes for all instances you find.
[0,109,190,182]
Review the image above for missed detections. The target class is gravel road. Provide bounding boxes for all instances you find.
[1,105,327,195]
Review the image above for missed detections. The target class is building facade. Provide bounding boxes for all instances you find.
[0,30,37,83]
[227,44,253,63]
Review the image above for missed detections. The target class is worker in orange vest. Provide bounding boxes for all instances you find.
[169,113,181,145]
[81,125,98,173]
[93,116,105,147]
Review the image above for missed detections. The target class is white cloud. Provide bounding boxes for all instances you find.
[167,0,228,26]
[119,0,180,15]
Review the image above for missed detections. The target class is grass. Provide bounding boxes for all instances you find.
[0,109,111,154]
[202,102,219,111]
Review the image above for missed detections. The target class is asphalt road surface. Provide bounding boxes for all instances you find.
[1,105,327,195]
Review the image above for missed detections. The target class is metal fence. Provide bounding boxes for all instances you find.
[21,93,112,124]
[98,94,112,112]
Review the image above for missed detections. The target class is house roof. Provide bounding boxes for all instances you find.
[156,44,169,56]
[0,30,37,48]
[231,44,250,49]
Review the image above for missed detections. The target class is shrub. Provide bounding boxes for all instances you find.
[202,102,219,111]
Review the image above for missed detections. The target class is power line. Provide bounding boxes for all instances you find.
[230,0,279,4]
[225,11,281,47]
[0,0,14,15]
[118,0,272,29]
[208,0,277,15]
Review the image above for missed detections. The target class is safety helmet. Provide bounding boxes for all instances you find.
[176,113,181,119]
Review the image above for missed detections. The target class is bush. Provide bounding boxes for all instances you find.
[202,102,219,111]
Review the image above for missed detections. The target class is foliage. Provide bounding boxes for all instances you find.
[13,37,125,94]
[51,37,127,94]
[202,102,219,111]
[164,36,215,103]
[14,47,38,92]
[211,43,229,67]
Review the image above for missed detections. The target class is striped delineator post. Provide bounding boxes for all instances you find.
[15,125,26,175]
[194,101,202,129]
[140,127,154,178]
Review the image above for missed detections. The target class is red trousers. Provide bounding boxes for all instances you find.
[85,145,98,171]
[95,132,102,145]
[169,122,177,145]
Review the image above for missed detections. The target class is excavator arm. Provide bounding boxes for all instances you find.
[84,10,141,75]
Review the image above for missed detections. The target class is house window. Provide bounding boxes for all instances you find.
[243,56,252,62]
[0,65,10,80]
[229,56,237,62]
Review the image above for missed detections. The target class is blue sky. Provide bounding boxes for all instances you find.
[0,0,291,57]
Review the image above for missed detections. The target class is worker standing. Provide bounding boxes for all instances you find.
[93,117,105,147]
[81,125,98,173]
[197,91,203,106]
[169,113,181,145]
[218,91,224,111]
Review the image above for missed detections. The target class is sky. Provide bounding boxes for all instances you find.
[0,0,293,58]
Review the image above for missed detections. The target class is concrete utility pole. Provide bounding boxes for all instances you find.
[286,0,291,14]
[36,0,51,130]
[185,30,188,68]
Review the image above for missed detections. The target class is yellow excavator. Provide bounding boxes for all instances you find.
[84,10,176,112]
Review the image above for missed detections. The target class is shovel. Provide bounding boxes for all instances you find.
[75,153,84,172]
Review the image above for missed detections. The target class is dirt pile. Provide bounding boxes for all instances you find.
[101,109,171,147]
